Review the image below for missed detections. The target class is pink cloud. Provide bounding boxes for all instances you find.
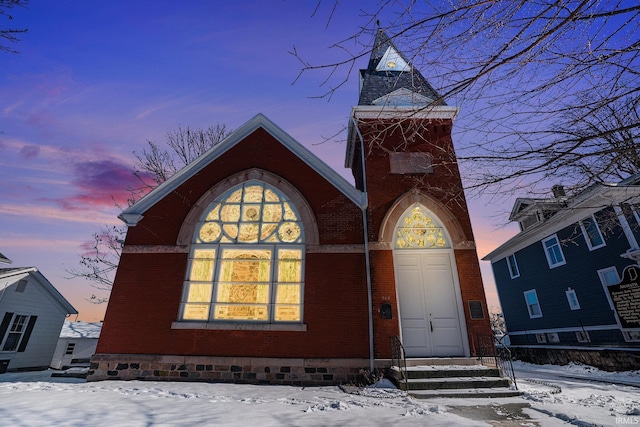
[66,159,142,209]
[36,159,148,211]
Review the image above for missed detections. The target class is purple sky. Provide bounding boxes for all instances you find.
[0,1,518,321]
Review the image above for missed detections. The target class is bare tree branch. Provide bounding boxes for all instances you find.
[295,1,640,197]
[0,0,28,54]
[68,124,231,303]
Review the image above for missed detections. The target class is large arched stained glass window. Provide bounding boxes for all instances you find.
[394,204,450,249]
[180,181,304,323]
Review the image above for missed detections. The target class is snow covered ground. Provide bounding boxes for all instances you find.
[0,361,638,426]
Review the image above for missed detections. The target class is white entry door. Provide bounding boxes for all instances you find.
[395,251,465,357]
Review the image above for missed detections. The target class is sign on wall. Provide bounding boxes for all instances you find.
[605,265,640,329]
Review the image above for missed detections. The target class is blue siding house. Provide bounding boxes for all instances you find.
[483,178,640,370]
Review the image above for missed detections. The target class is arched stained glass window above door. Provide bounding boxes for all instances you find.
[394,204,450,249]
[180,180,304,323]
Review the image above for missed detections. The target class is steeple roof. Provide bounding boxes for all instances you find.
[358,30,445,107]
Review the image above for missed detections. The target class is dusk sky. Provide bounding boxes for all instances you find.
[1,1,519,321]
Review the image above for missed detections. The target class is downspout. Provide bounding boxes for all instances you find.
[352,116,375,373]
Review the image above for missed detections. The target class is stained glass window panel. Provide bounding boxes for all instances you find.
[215,304,268,320]
[243,185,264,202]
[276,284,300,304]
[274,305,300,321]
[182,303,210,320]
[182,180,305,323]
[394,205,450,249]
[221,204,240,222]
[278,249,301,282]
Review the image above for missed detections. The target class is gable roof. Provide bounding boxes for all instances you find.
[483,182,640,262]
[358,29,444,107]
[119,114,366,225]
[0,267,78,315]
[509,197,566,222]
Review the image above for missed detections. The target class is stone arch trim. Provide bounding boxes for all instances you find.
[177,168,319,246]
[378,190,473,250]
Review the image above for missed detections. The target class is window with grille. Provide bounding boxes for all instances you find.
[542,235,566,268]
[180,181,304,323]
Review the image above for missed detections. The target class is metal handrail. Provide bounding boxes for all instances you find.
[476,333,518,390]
[495,337,518,390]
[390,336,407,389]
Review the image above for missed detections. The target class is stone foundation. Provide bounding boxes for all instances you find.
[510,347,640,371]
[87,354,372,385]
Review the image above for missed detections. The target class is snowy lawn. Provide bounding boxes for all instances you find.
[0,362,638,426]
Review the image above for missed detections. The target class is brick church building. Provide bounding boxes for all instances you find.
[88,30,492,384]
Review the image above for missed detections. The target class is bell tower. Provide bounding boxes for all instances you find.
[347,30,492,358]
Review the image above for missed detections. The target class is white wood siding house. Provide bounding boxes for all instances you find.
[0,267,77,372]
[51,321,102,370]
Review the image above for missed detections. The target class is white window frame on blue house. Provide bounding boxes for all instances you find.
[541,234,566,268]
[580,215,605,250]
[524,289,542,319]
[506,254,520,279]
[598,266,619,287]
[565,288,581,310]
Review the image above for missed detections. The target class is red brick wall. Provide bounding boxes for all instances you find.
[369,250,400,358]
[98,252,370,358]
[98,128,370,359]
[358,119,475,241]
[454,248,493,355]
[358,117,492,356]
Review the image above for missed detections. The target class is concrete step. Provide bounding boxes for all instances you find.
[403,357,480,367]
[390,365,501,380]
[409,387,521,399]
[387,360,520,398]
[398,376,511,391]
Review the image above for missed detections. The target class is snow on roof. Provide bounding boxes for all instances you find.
[60,321,102,339]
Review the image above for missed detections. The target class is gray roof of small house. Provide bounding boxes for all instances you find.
[0,267,78,315]
[60,321,102,339]
[358,29,445,107]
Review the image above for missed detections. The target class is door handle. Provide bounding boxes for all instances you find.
[430,321,433,332]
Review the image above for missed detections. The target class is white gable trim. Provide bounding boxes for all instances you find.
[119,114,366,225]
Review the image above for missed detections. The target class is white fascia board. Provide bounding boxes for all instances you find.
[352,105,459,120]
[119,114,366,226]
[483,185,640,262]
[0,267,36,280]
